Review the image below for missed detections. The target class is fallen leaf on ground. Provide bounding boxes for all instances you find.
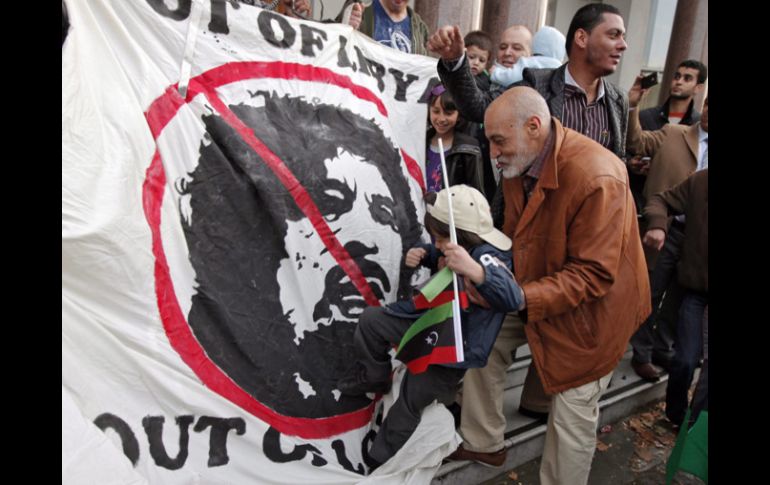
[628,418,646,433]
[507,471,518,480]
[657,435,675,446]
[600,424,612,434]
[635,446,654,461]
[596,440,610,452]
[635,428,658,444]
[640,412,656,426]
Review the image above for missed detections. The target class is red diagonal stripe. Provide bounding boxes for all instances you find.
[400,149,425,193]
[198,84,380,307]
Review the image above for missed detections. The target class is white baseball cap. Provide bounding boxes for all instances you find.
[427,185,512,251]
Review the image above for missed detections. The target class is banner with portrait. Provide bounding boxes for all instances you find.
[62,0,459,483]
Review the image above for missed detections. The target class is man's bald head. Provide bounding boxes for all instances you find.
[498,25,533,67]
[485,87,552,179]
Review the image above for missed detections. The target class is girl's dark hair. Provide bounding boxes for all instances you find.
[423,192,485,250]
[429,89,458,112]
[427,90,469,134]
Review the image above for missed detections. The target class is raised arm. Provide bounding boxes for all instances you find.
[428,25,496,122]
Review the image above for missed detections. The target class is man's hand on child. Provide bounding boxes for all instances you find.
[405,247,427,268]
[443,243,485,284]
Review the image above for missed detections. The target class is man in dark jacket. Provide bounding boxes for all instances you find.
[643,169,708,427]
[428,3,629,161]
[639,60,707,131]
[628,60,707,377]
[626,89,709,382]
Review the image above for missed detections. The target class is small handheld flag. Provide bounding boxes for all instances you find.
[394,267,469,373]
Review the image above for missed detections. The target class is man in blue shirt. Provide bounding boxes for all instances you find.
[336,0,430,55]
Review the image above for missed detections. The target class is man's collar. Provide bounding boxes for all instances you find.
[523,122,557,181]
[565,64,605,100]
[698,125,708,142]
[663,96,697,118]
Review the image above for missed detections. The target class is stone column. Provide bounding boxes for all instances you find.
[414,0,480,36]
[658,0,708,108]
[482,0,546,58]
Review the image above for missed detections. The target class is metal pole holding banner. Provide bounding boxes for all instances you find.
[437,138,464,363]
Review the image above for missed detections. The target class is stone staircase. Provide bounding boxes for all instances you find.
[431,345,668,485]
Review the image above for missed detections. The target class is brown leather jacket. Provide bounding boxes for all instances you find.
[502,119,651,394]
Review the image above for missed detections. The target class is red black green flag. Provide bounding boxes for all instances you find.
[395,267,468,374]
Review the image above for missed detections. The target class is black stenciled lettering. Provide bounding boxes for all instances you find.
[93,413,140,466]
[262,427,327,466]
[147,0,229,33]
[388,68,419,102]
[337,35,357,71]
[331,439,365,475]
[193,417,246,467]
[365,58,387,93]
[146,0,192,21]
[354,46,371,76]
[299,24,328,57]
[360,405,383,469]
[361,429,379,469]
[417,77,441,104]
[258,10,296,49]
[208,0,229,34]
[142,415,195,470]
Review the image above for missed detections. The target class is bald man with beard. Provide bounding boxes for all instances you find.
[447,87,649,485]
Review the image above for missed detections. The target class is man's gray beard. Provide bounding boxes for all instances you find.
[497,154,535,179]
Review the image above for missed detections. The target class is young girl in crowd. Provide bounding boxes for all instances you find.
[426,85,486,199]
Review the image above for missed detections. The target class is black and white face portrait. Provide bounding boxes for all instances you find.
[278,150,401,342]
[177,91,421,424]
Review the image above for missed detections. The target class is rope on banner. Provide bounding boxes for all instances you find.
[178,0,205,98]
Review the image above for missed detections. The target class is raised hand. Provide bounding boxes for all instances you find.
[427,25,465,61]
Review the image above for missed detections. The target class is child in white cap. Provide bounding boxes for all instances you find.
[337,185,524,472]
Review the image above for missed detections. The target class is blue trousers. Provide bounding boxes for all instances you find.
[665,291,708,425]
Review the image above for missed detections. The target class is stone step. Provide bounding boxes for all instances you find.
[431,350,671,485]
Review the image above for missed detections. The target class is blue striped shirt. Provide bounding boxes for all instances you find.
[562,68,612,150]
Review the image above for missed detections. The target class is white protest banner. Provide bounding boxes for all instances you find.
[62,1,460,483]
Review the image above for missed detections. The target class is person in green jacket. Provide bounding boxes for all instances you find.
[336,0,430,55]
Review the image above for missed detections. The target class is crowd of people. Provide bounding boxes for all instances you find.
[323,2,708,483]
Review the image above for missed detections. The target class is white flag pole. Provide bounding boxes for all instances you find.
[437,138,464,362]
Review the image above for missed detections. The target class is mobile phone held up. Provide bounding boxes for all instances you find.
[640,72,659,90]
